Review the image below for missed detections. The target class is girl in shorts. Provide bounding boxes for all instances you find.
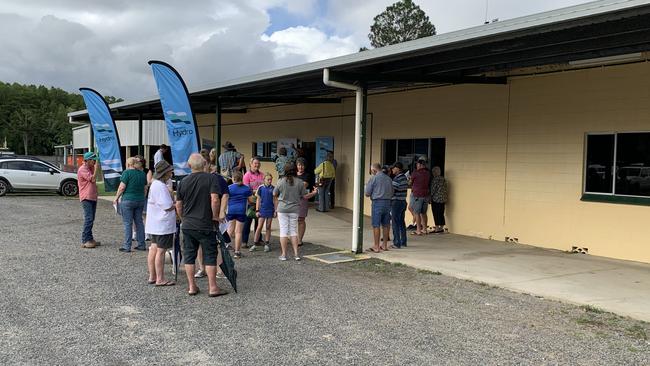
[252,173,275,252]
[227,171,252,259]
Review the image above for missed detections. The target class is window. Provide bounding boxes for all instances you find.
[24,162,51,172]
[252,141,277,161]
[382,138,446,175]
[584,132,650,200]
[4,161,27,170]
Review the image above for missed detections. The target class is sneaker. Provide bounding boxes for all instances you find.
[249,245,257,252]
[278,255,287,261]
[264,244,270,252]
[406,224,416,230]
[81,242,96,249]
[216,272,226,279]
[234,251,242,259]
[91,240,101,247]
[194,269,207,278]
[294,256,302,261]
[118,247,130,252]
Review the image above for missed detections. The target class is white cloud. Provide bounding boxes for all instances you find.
[262,26,358,63]
[0,0,597,100]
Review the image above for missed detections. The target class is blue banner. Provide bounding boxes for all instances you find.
[315,136,334,167]
[148,61,200,176]
[79,88,124,192]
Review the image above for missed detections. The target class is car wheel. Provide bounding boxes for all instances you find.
[0,179,9,197]
[61,180,78,197]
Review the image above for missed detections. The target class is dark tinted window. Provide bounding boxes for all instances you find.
[26,162,51,172]
[585,134,614,194]
[5,161,26,170]
[382,138,446,175]
[615,133,650,196]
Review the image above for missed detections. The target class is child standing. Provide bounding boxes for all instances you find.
[252,173,275,252]
[227,171,252,259]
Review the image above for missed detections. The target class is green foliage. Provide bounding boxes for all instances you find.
[368,0,435,48]
[0,82,121,155]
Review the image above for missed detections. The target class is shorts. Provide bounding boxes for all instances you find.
[181,229,218,266]
[371,199,391,228]
[149,233,173,249]
[410,196,429,214]
[277,212,298,238]
[259,210,274,219]
[226,213,247,222]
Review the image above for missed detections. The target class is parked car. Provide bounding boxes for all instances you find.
[0,156,78,197]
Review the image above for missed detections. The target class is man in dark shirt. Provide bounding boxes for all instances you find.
[176,153,227,297]
[409,159,431,235]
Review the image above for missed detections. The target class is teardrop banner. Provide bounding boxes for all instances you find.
[148,60,201,176]
[79,88,124,192]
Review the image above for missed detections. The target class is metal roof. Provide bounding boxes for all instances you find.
[69,0,650,121]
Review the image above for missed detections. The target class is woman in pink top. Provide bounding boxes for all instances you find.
[242,156,265,246]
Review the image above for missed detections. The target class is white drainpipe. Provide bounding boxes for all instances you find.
[323,68,364,253]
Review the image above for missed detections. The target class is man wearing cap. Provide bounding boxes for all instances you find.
[218,141,244,181]
[391,162,409,248]
[314,151,336,212]
[409,159,431,235]
[154,144,168,166]
[145,160,177,286]
[78,152,100,249]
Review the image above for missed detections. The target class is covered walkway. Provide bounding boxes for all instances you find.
[303,207,650,322]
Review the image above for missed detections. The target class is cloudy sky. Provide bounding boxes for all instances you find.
[0,0,594,100]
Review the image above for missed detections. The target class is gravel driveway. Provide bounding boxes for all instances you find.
[1,195,648,365]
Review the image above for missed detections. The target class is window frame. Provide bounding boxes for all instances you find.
[582,131,650,205]
[381,137,445,175]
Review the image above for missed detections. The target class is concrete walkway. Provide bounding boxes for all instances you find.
[303,207,650,322]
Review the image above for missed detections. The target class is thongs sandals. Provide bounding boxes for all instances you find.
[147,280,156,285]
[209,289,229,297]
[188,288,201,296]
[410,231,424,236]
[367,247,381,253]
[155,281,175,287]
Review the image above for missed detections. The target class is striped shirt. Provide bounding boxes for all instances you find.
[392,173,408,201]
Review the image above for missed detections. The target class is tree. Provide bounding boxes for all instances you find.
[368,0,436,48]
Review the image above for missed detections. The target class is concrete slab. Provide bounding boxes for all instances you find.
[302,206,650,322]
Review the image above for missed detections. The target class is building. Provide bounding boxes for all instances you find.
[69,0,650,264]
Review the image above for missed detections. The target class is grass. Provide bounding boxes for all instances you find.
[576,315,605,327]
[417,269,442,275]
[580,305,606,314]
[96,181,116,197]
[626,325,648,341]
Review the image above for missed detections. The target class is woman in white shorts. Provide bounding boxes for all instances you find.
[273,163,318,260]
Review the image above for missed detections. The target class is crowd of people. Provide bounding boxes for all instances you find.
[77,141,327,296]
[76,141,447,295]
[365,158,448,253]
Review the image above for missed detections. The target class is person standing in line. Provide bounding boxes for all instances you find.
[329,151,337,209]
[274,163,318,261]
[252,173,275,252]
[390,162,409,248]
[365,163,394,253]
[295,157,312,246]
[154,144,168,166]
[78,151,100,249]
[274,147,292,178]
[429,166,448,234]
[242,156,264,247]
[200,149,211,173]
[145,160,176,287]
[176,153,227,297]
[314,151,335,212]
[218,141,244,182]
[227,171,252,259]
[409,159,431,236]
[114,157,148,252]
[208,148,218,174]
[194,169,229,279]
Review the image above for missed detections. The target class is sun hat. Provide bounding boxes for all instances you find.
[222,141,236,150]
[391,161,404,170]
[153,160,174,180]
[83,151,98,161]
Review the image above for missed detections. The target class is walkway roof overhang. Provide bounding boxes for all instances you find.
[69,0,650,122]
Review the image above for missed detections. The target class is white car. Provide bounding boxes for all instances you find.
[0,156,78,197]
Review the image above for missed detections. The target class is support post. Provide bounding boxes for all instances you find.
[352,86,368,254]
[138,114,143,156]
[215,101,222,171]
